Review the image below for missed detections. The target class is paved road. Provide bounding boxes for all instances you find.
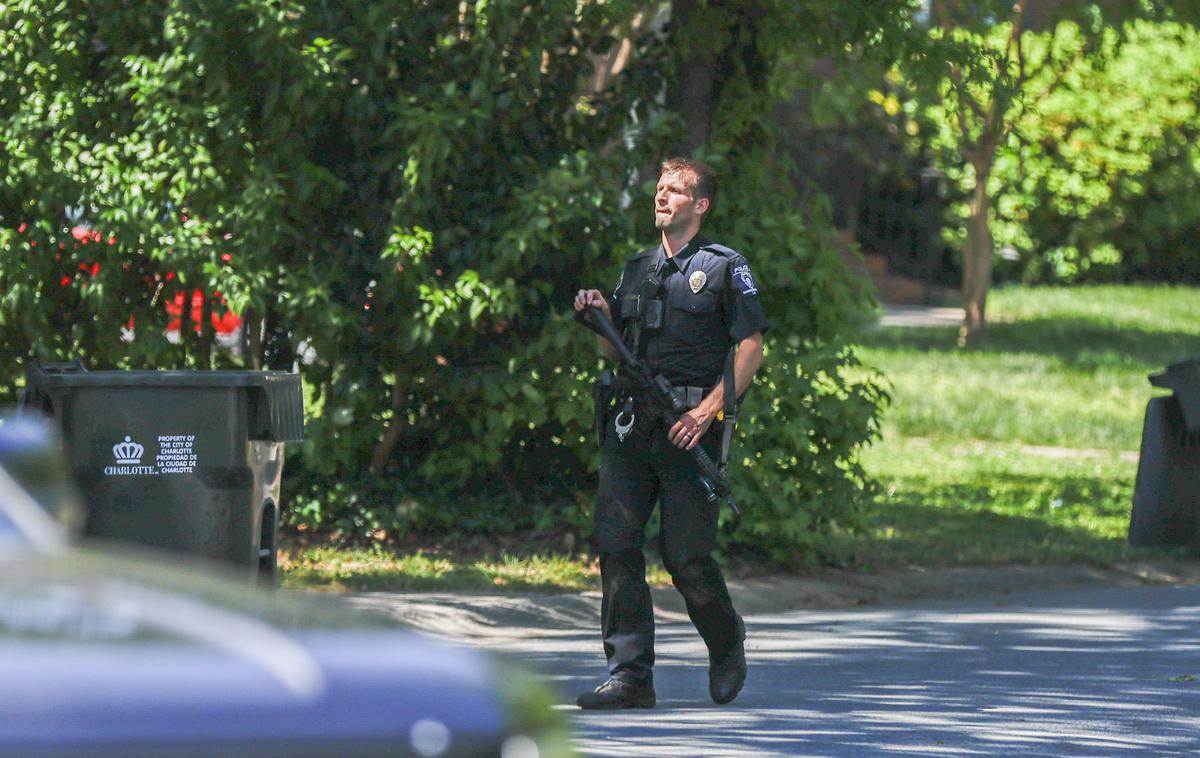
[878,304,963,328]
[485,584,1200,757]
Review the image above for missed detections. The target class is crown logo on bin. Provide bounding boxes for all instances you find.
[113,436,144,465]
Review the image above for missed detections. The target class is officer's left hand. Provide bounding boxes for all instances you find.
[668,410,713,450]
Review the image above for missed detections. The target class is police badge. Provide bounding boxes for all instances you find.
[689,270,707,294]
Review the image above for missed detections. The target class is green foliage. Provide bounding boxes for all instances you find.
[700,152,889,560]
[997,22,1200,283]
[0,0,890,562]
[909,11,1200,285]
[280,546,628,592]
[733,340,886,560]
[0,0,337,373]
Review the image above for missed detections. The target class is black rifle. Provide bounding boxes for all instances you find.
[576,305,740,516]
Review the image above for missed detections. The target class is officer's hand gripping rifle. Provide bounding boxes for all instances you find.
[576,305,740,516]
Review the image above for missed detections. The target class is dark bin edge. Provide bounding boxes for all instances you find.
[1148,357,1200,432]
[23,362,305,442]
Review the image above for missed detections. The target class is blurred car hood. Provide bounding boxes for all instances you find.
[0,546,569,758]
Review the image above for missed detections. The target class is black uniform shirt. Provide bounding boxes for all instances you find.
[610,236,769,387]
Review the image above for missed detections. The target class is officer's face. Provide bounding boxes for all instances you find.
[654,171,707,233]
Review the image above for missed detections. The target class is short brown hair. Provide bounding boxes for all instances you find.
[660,157,717,209]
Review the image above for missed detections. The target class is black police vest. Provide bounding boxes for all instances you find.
[618,250,667,358]
[615,245,743,468]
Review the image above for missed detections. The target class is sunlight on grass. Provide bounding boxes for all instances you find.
[991,284,1200,334]
[852,436,1146,566]
[850,285,1200,569]
[281,545,673,592]
[861,286,1200,449]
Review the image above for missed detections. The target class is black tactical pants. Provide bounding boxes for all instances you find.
[591,412,741,686]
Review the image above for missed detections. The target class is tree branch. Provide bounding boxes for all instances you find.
[934,0,989,128]
[1010,2,1028,86]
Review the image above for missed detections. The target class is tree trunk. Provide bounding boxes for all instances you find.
[243,308,263,370]
[959,159,994,346]
[197,291,214,368]
[666,0,721,154]
[177,288,191,365]
[369,381,405,476]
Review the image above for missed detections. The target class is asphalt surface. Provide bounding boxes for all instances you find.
[359,581,1200,757]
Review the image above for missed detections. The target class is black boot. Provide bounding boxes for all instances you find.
[577,677,656,710]
[708,615,747,705]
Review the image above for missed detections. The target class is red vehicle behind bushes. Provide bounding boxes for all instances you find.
[11,221,243,347]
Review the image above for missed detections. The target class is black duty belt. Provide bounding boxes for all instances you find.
[615,382,709,409]
[671,385,709,409]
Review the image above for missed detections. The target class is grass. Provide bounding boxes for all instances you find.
[849,437,1142,567]
[861,286,1200,449]
[281,284,1200,591]
[280,544,674,593]
[851,284,1200,568]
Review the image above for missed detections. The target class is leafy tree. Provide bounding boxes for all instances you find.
[0,0,336,375]
[988,20,1200,283]
[909,0,1174,345]
[0,0,898,562]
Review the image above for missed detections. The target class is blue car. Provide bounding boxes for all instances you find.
[0,417,572,758]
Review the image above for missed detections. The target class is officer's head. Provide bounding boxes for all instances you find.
[655,158,717,235]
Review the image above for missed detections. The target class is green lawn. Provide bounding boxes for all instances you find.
[281,547,599,592]
[280,544,673,592]
[283,284,1200,591]
[851,284,1200,568]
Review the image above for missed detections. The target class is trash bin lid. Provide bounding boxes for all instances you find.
[1150,357,1200,388]
[1150,357,1200,433]
[24,367,305,442]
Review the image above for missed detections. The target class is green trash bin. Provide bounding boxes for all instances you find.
[20,362,304,583]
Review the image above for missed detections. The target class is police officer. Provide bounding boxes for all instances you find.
[573,158,768,709]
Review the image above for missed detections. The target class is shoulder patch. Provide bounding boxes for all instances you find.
[732,262,759,296]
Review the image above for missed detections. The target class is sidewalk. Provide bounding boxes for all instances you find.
[878,304,963,328]
[344,558,1200,641]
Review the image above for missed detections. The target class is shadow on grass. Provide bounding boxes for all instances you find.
[853,470,1170,568]
[861,318,1200,371]
[858,499,1126,568]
